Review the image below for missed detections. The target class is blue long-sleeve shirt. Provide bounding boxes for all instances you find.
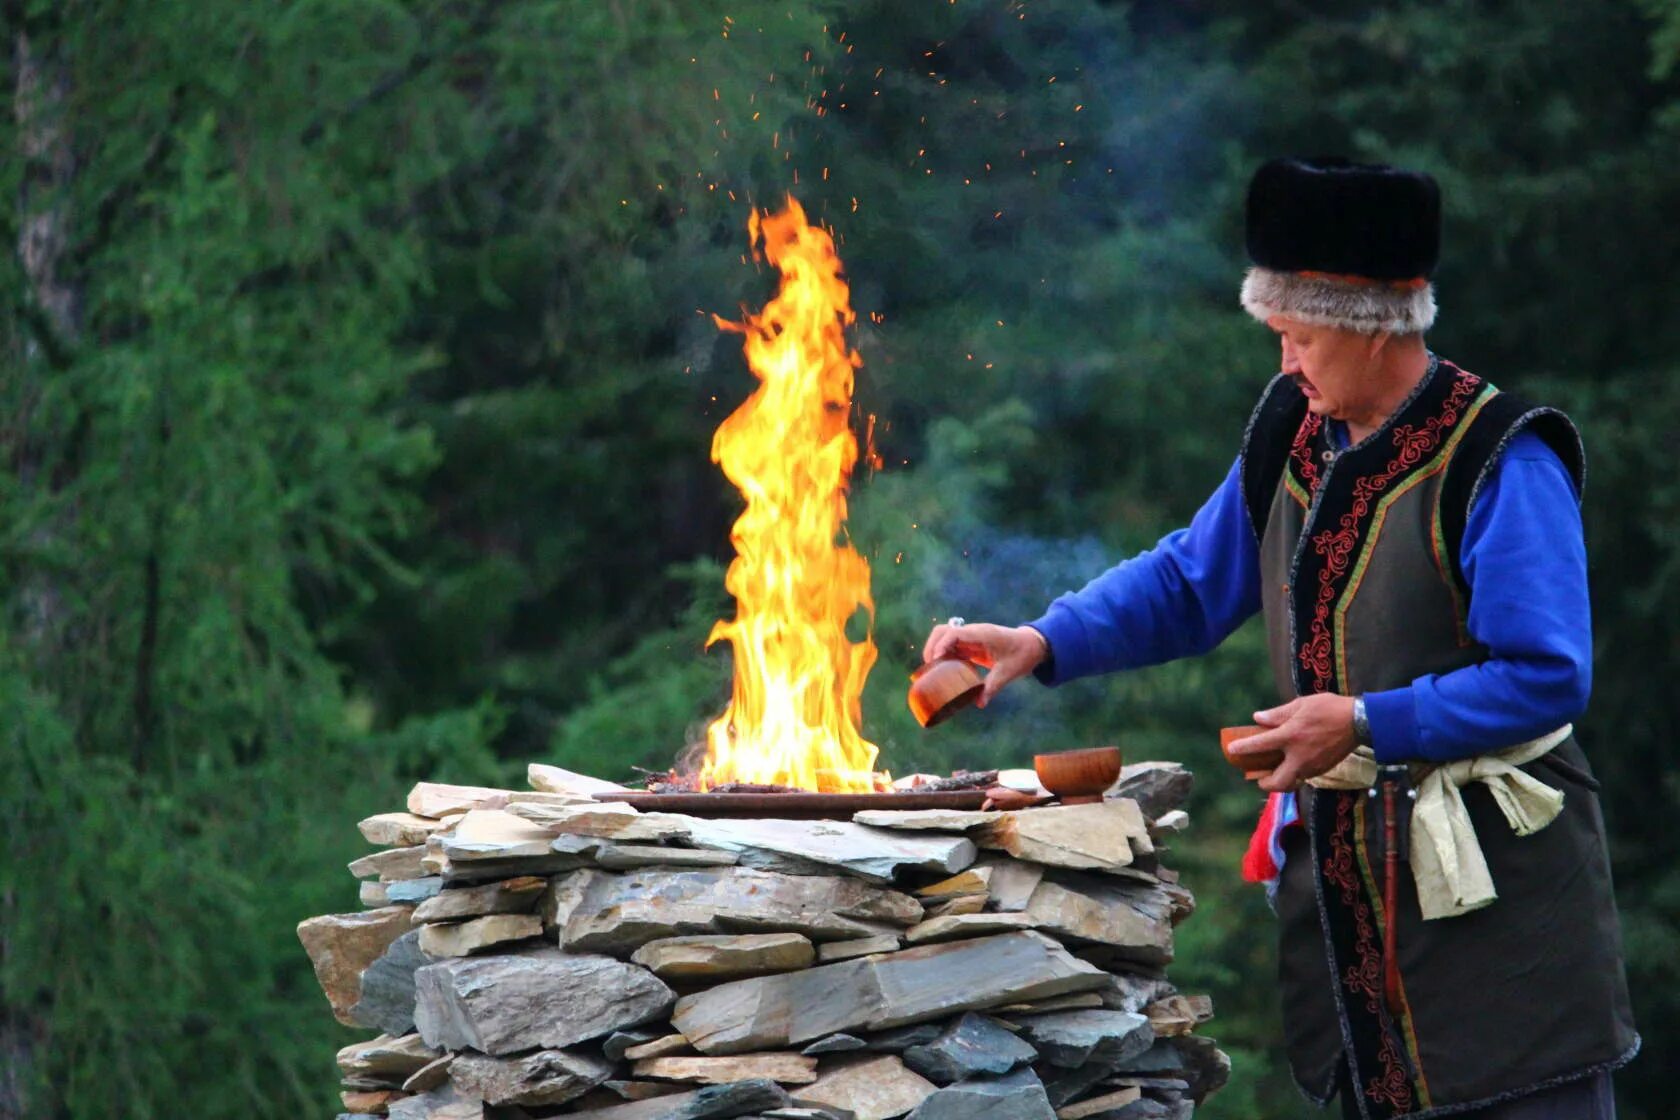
[1026,428,1590,763]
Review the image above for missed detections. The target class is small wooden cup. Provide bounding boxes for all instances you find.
[1221,725,1285,774]
[1034,746,1123,804]
[908,659,984,728]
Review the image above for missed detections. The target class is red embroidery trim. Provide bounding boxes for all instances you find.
[1296,371,1481,692]
[1291,412,1324,496]
[1326,794,1415,1115]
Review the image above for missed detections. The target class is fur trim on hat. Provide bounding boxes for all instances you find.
[1240,266,1436,335]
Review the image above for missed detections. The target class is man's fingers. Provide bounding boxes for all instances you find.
[1259,761,1304,794]
[976,661,1020,708]
[1253,698,1300,727]
[922,625,954,665]
[1227,725,1289,757]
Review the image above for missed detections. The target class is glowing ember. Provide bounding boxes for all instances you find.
[701,196,884,794]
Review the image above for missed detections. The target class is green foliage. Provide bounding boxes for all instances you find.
[3,1,1678,1117]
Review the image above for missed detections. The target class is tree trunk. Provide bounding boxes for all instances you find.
[3,20,78,1119]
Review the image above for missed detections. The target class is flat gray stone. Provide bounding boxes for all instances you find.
[412,875,546,923]
[796,1055,936,1120]
[415,948,673,1055]
[335,1032,440,1081]
[849,809,1002,831]
[900,1013,1037,1084]
[605,1028,665,1062]
[1008,1010,1154,1069]
[562,868,922,956]
[348,929,431,1034]
[860,1023,943,1052]
[800,1034,866,1056]
[1112,763,1192,820]
[349,845,431,882]
[416,912,542,957]
[598,843,742,869]
[386,1083,483,1119]
[671,932,1108,1055]
[567,1078,791,1119]
[903,913,1035,944]
[632,934,816,981]
[815,935,901,963]
[903,1068,1054,1120]
[386,877,443,904]
[440,809,557,861]
[1020,872,1174,966]
[450,1048,615,1106]
[684,818,977,883]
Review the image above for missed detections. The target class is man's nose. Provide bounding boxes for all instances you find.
[1279,338,1302,373]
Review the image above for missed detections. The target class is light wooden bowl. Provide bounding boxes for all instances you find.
[1033,746,1122,804]
[908,659,984,728]
[1220,725,1284,774]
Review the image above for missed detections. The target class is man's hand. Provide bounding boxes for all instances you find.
[1226,693,1360,793]
[921,622,1048,707]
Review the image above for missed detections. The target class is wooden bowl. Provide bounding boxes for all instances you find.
[1033,746,1122,804]
[1220,725,1285,774]
[908,659,984,728]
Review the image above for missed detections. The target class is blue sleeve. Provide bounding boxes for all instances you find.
[1365,431,1592,763]
[1024,457,1262,684]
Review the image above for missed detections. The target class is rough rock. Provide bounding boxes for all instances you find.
[350,845,432,882]
[903,1068,1055,1120]
[348,929,430,1034]
[631,1054,818,1086]
[903,913,1035,945]
[602,1080,692,1103]
[997,993,1106,1015]
[684,818,977,883]
[298,907,414,1025]
[450,1048,615,1106]
[623,1034,693,1061]
[603,1028,662,1062]
[632,934,816,981]
[1170,1034,1230,1101]
[505,800,691,842]
[924,895,986,918]
[900,1013,1037,1084]
[528,762,631,796]
[860,1023,943,1052]
[543,868,600,932]
[1008,1010,1154,1069]
[440,809,557,861]
[1019,872,1175,965]
[671,932,1108,1055]
[412,876,546,923]
[387,877,443,904]
[796,1055,936,1120]
[913,868,991,900]
[336,1032,440,1081]
[800,1034,866,1056]
[1108,1040,1186,1076]
[341,1089,402,1114]
[1143,995,1212,1038]
[979,802,1151,874]
[1058,1086,1142,1118]
[981,858,1046,912]
[417,913,543,957]
[407,782,512,818]
[561,868,922,956]
[415,948,674,1055]
[815,935,901,962]
[1112,763,1192,821]
[360,881,391,907]
[402,1054,453,1093]
[359,813,447,847]
[850,809,1002,831]
[386,1083,484,1119]
[598,844,742,869]
[565,1079,791,1119]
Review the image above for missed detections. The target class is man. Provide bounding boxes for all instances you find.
[923,158,1637,1119]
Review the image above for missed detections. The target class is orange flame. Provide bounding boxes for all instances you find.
[701,196,883,793]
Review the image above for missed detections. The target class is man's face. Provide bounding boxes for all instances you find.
[1266,315,1378,420]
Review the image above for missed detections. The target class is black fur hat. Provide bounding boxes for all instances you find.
[1240,157,1441,334]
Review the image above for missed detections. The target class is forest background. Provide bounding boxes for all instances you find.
[2,1,1678,1117]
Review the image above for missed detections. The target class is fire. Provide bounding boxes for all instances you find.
[701,196,883,793]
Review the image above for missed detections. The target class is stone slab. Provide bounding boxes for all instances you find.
[900,1013,1037,1084]
[359,813,447,847]
[417,912,543,957]
[412,875,546,923]
[348,929,430,1034]
[850,809,1003,831]
[598,844,742,869]
[671,932,1109,1055]
[815,935,901,963]
[407,782,513,818]
[1007,1010,1154,1069]
[336,1032,440,1081]
[624,1034,693,1061]
[797,1055,935,1120]
[387,877,443,904]
[904,913,1035,944]
[440,809,557,860]
[1020,873,1174,966]
[903,1068,1055,1120]
[632,1054,819,1086]
[450,1048,615,1106]
[684,818,977,884]
[528,762,632,796]
[632,933,816,981]
[298,907,414,1025]
[1112,763,1192,821]
[386,1083,484,1120]
[979,803,1150,874]
[415,948,673,1055]
[566,1079,790,1119]
[350,845,432,882]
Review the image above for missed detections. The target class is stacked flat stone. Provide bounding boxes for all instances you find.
[300,761,1226,1120]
